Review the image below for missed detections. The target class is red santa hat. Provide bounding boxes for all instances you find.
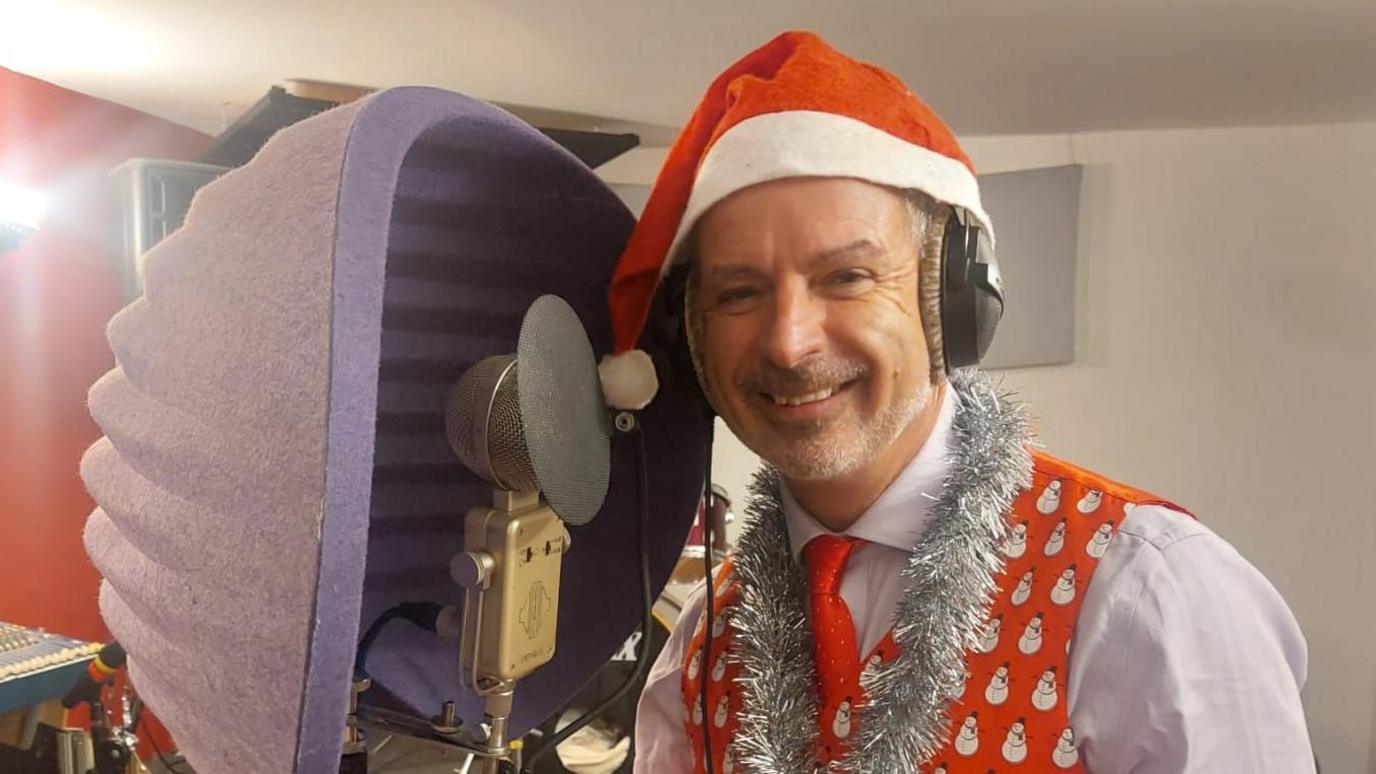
[599,30,991,411]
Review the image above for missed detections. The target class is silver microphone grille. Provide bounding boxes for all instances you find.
[445,354,539,492]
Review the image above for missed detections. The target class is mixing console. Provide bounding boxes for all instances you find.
[0,622,101,715]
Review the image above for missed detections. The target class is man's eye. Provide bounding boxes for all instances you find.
[827,270,872,287]
[716,287,757,305]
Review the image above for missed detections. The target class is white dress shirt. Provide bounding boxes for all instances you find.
[636,387,1315,772]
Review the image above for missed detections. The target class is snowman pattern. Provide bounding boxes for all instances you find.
[711,653,727,682]
[1002,520,1029,558]
[1043,519,1067,556]
[1018,613,1045,655]
[1076,489,1103,513]
[954,712,980,756]
[1001,717,1029,764]
[977,615,1003,653]
[832,697,854,740]
[712,610,729,638]
[1052,727,1079,769]
[1036,480,1063,514]
[713,695,730,729]
[860,652,884,685]
[1085,521,1115,559]
[1032,667,1060,711]
[681,481,1126,768]
[1011,568,1034,606]
[1050,565,1078,606]
[984,662,1012,705]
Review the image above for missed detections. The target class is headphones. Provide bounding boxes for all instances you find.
[654,202,1007,406]
[939,207,1005,372]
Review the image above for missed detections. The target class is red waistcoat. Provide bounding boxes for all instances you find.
[680,451,1185,773]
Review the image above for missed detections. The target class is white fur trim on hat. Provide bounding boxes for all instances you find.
[599,349,659,411]
[665,110,993,270]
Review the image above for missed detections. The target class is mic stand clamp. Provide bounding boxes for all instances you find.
[356,703,522,771]
[340,676,370,774]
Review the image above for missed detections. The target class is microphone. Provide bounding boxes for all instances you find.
[62,642,126,709]
[443,294,611,768]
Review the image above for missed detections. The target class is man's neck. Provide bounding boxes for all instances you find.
[785,381,947,532]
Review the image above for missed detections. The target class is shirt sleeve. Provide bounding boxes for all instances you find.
[634,582,706,774]
[1067,505,1314,774]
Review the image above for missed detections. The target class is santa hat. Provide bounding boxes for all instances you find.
[598,30,991,411]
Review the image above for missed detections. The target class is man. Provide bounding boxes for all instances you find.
[596,32,1313,772]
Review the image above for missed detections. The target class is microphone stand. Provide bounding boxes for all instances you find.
[86,693,138,774]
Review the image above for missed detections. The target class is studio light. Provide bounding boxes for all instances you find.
[0,179,50,231]
[0,179,48,253]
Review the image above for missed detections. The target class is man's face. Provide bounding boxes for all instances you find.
[693,177,933,481]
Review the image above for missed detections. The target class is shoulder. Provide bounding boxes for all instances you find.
[1030,450,1183,513]
[1089,503,1282,612]
[1114,503,1212,552]
[1067,507,1313,770]
[1079,504,1307,679]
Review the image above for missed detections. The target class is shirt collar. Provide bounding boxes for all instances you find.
[781,383,956,559]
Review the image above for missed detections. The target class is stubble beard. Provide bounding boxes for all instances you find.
[729,358,934,482]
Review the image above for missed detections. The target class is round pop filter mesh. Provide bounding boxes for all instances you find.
[517,295,611,525]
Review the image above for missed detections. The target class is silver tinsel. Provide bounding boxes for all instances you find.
[724,370,1033,773]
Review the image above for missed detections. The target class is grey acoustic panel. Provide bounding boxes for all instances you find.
[977,165,1082,369]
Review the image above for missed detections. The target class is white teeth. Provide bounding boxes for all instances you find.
[768,387,836,406]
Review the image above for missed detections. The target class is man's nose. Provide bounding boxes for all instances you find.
[760,280,825,369]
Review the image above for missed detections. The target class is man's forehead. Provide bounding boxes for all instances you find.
[694,183,915,272]
[700,238,888,279]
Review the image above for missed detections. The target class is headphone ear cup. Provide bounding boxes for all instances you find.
[658,264,716,417]
[970,225,1004,362]
[939,209,1005,371]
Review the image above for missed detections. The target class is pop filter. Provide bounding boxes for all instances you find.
[517,295,613,526]
[447,295,612,526]
[79,87,711,773]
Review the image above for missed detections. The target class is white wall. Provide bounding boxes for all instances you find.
[997,122,1376,774]
[604,120,1376,773]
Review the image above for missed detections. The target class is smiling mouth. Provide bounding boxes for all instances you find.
[762,381,852,407]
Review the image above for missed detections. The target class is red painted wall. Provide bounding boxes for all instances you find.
[0,67,210,751]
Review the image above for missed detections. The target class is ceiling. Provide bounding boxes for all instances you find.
[3,0,1375,141]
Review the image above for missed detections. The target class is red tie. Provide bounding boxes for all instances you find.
[804,535,861,717]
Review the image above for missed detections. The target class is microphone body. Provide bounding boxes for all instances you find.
[453,489,569,685]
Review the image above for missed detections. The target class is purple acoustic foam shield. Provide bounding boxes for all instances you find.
[80,87,711,774]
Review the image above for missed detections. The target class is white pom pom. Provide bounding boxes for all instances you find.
[598,349,659,411]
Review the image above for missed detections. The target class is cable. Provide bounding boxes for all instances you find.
[133,701,189,774]
[522,416,655,773]
[699,426,716,774]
